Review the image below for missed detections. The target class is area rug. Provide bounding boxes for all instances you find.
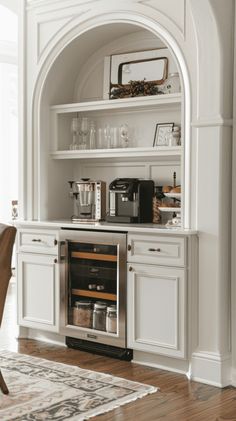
[0,351,157,420]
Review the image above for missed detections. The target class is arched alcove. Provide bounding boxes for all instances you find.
[31,15,191,228]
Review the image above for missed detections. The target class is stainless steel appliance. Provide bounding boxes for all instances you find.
[59,229,132,360]
[107,178,154,223]
[68,179,106,222]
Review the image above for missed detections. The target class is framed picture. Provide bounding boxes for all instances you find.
[153,123,174,147]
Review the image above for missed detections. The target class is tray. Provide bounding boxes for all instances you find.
[163,192,181,199]
[158,207,182,212]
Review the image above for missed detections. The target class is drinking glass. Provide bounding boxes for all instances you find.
[69,117,79,150]
[120,123,129,148]
[104,124,111,149]
[89,121,96,149]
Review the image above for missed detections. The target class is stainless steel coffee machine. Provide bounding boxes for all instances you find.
[68,179,106,222]
[107,178,154,223]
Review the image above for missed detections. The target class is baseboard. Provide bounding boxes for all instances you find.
[190,351,231,387]
[230,368,236,387]
[132,350,189,375]
[27,328,66,347]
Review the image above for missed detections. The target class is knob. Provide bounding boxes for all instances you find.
[129,266,133,272]
[54,258,58,264]
[54,239,58,246]
[127,244,132,251]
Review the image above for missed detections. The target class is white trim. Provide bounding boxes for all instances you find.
[27,328,66,346]
[191,351,231,387]
[27,0,95,13]
[191,118,233,128]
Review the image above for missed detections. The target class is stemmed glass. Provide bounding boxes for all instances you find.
[69,117,79,150]
[79,117,89,149]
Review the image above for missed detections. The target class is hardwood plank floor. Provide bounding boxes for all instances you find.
[1,281,236,421]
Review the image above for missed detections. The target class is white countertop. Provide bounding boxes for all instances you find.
[15,219,197,236]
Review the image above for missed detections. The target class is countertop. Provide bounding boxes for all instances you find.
[14,219,197,236]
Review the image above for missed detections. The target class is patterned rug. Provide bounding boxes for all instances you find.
[0,351,157,420]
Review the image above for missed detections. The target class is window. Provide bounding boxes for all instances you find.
[0,5,18,221]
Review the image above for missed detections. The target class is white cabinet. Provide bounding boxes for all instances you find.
[127,263,186,358]
[127,233,187,358]
[18,228,58,254]
[127,233,186,266]
[17,229,60,332]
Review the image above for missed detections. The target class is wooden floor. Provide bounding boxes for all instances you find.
[1,282,236,421]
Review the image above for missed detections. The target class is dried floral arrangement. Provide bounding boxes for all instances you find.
[110,79,164,99]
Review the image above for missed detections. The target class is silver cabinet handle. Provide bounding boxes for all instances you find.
[148,248,161,252]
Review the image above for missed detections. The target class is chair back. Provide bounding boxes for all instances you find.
[0,224,16,326]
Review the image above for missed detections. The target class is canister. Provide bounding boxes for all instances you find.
[92,302,107,331]
[106,305,117,334]
[73,301,92,328]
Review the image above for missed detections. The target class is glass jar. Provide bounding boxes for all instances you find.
[166,126,181,147]
[11,200,18,220]
[106,305,117,334]
[164,73,181,94]
[73,301,93,328]
[92,302,107,331]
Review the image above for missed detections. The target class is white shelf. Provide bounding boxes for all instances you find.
[50,93,182,114]
[50,146,182,161]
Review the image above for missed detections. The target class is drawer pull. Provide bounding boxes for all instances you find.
[32,239,42,242]
[54,258,58,264]
[127,244,132,251]
[148,248,161,252]
[54,239,58,246]
[129,266,133,272]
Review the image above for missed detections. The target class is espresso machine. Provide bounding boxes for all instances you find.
[68,179,106,222]
[107,178,154,223]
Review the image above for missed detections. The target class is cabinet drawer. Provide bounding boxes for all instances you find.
[18,229,58,255]
[127,233,186,267]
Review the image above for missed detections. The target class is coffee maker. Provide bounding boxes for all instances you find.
[107,178,154,223]
[68,179,106,222]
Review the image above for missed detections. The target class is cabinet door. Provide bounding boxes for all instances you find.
[127,263,186,358]
[17,253,59,332]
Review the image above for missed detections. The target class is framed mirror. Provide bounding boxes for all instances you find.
[105,49,169,99]
[118,57,168,85]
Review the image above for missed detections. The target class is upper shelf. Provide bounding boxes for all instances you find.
[50,93,182,114]
[50,146,182,161]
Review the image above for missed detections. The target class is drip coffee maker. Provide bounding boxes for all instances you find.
[68,178,106,222]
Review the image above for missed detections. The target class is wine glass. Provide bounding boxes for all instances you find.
[79,117,89,149]
[69,117,79,150]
